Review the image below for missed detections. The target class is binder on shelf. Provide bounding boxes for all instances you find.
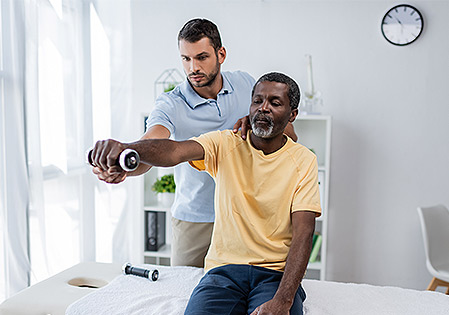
[309,233,322,263]
[145,210,166,251]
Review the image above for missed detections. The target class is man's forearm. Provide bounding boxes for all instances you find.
[273,212,315,306]
[126,124,171,176]
[126,138,204,168]
[127,139,184,167]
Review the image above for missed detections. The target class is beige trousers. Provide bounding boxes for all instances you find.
[171,217,214,268]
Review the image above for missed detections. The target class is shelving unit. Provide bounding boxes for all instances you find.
[140,69,182,266]
[294,115,332,281]
[142,168,173,266]
[140,111,175,266]
[140,114,332,278]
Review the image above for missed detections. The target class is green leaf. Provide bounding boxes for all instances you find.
[152,174,176,193]
[164,83,176,93]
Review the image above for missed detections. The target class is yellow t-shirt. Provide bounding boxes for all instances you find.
[189,130,321,272]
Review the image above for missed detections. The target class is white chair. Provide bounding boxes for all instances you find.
[417,204,449,294]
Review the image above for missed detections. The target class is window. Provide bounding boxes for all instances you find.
[1,1,133,297]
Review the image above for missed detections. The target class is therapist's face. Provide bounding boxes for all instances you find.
[179,37,225,88]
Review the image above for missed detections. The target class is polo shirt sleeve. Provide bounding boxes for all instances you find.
[241,71,256,87]
[146,94,176,135]
[291,155,322,217]
[189,130,223,178]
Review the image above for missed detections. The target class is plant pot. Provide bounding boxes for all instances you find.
[158,193,175,208]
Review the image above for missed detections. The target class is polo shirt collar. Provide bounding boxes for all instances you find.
[219,73,234,96]
[179,73,234,109]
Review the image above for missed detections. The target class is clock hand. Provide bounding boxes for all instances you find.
[395,17,404,34]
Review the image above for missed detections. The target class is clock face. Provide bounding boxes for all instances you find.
[381,4,424,46]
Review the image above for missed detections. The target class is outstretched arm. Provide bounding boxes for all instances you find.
[90,138,205,174]
[128,138,205,167]
[251,211,316,315]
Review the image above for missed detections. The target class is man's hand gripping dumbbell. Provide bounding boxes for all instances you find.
[87,139,140,184]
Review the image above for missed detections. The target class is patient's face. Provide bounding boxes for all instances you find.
[250,81,293,139]
[178,37,225,88]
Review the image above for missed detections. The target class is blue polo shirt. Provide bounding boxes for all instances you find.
[147,71,255,222]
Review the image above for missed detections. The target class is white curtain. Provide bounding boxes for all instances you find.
[24,0,137,282]
[1,0,136,300]
[24,0,97,284]
[90,0,138,264]
[0,0,31,300]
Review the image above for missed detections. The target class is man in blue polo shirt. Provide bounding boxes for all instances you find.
[92,18,296,267]
[144,20,255,267]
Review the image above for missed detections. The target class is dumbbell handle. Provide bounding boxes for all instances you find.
[122,263,159,281]
[86,148,140,172]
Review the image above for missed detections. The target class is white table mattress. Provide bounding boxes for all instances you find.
[0,262,122,315]
[66,265,449,315]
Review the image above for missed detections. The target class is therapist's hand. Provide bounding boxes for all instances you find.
[233,115,251,140]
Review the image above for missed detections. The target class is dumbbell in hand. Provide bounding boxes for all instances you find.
[86,148,140,172]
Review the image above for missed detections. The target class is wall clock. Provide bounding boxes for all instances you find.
[381,4,424,46]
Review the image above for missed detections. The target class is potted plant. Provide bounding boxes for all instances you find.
[152,174,176,207]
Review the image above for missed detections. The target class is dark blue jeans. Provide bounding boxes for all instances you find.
[184,264,306,315]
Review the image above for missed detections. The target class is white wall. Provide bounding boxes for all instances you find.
[131,0,449,290]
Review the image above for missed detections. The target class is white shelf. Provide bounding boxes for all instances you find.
[307,261,322,270]
[144,244,171,258]
[143,205,171,212]
[296,114,331,121]
[293,115,331,281]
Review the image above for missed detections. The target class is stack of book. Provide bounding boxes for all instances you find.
[309,233,322,263]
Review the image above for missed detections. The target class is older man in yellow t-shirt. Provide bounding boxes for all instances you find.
[189,124,321,274]
[89,72,321,315]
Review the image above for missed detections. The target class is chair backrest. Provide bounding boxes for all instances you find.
[417,205,449,269]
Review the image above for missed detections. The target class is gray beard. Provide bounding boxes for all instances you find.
[250,114,274,139]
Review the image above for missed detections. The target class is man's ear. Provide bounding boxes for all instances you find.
[289,109,298,122]
[217,46,226,64]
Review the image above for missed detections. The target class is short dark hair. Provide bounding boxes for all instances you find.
[178,18,222,52]
[252,72,301,110]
